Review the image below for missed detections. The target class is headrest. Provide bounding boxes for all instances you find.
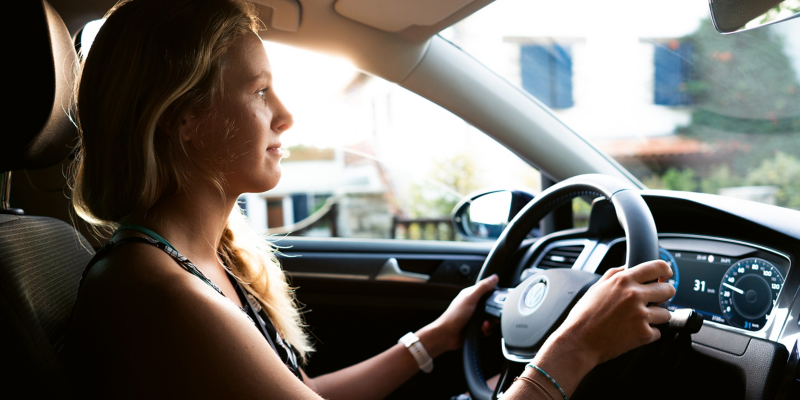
[2,1,78,173]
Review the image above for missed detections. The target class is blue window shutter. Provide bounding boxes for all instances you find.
[291,194,309,223]
[521,45,553,107]
[655,42,692,105]
[679,42,693,105]
[552,44,574,108]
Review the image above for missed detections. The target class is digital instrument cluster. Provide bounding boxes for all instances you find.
[660,242,790,332]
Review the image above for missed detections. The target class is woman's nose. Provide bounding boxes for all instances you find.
[272,98,293,134]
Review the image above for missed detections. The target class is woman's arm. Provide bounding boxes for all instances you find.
[305,275,500,400]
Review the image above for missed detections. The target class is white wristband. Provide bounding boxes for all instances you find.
[398,332,433,373]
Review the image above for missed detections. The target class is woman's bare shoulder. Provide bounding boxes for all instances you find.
[73,241,320,398]
[77,241,195,309]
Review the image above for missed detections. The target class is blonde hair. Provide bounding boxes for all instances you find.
[70,0,312,361]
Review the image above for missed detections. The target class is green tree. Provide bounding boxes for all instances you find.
[699,164,742,195]
[644,168,698,191]
[745,152,800,209]
[405,152,483,218]
[682,18,800,134]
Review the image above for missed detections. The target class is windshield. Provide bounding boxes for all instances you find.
[450,0,800,209]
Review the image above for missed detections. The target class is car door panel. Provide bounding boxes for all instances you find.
[275,238,496,398]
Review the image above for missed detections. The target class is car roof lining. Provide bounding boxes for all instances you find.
[333,0,478,33]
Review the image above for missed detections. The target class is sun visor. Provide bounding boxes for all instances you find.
[250,0,301,32]
[334,0,476,32]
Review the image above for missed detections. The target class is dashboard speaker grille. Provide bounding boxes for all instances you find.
[537,245,585,269]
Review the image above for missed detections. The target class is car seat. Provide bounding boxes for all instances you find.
[0,1,95,398]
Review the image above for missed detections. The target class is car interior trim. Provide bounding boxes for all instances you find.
[527,238,597,273]
[285,271,371,281]
[500,338,533,363]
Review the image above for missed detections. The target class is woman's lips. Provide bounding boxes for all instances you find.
[267,147,283,158]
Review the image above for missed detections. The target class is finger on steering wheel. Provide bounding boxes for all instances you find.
[642,281,676,304]
[481,318,500,337]
[596,266,625,283]
[626,259,672,283]
[646,306,671,325]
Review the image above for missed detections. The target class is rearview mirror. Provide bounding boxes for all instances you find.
[710,0,800,33]
[451,189,535,241]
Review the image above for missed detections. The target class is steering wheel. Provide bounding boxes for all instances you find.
[463,174,659,400]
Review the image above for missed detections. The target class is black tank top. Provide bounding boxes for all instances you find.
[80,234,303,381]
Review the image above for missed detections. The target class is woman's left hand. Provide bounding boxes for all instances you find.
[417,274,499,357]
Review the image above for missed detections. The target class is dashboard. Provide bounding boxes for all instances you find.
[523,235,792,339]
[503,189,800,398]
[658,237,790,333]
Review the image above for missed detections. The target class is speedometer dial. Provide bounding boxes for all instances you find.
[659,248,678,300]
[718,258,784,331]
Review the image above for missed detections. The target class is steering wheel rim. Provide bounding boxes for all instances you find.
[463,174,659,400]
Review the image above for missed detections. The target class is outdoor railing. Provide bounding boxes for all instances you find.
[392,216,455,241]
[264,198,455,240]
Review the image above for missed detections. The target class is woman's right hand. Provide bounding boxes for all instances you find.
[553,259,676,367]
[507,260,676,399]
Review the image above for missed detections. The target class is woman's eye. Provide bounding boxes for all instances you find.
[258,88,269,98]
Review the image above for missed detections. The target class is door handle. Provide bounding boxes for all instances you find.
[375,258,430,283]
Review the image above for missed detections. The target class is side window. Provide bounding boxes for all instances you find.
[242,41,541,241]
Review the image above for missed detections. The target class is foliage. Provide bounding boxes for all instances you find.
[405,152,483,218]
[681,18,800,135]
[639,19,800,209]
[699,164,742,195]
[572,197,592,228]
[644,168,698,191]
[644,153,800,210]
[745,152,800,209]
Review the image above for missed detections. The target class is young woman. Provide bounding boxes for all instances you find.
[66,0,675,398]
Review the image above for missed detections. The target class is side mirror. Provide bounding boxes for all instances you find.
[451,189,535,240]
[710,0,800,33]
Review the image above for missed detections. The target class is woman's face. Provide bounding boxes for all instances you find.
[185,32,292,196]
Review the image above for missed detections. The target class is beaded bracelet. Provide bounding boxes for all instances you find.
[526,364,568,400]
[513,376,555,400]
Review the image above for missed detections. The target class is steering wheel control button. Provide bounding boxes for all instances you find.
[501,269,599,352]
[485,289,510,318]
[666,308,703,333]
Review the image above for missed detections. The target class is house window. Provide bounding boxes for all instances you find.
[654,40,693,106]
[291,193,310,223]
[520,44,574,109]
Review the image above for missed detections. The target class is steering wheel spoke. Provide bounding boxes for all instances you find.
[492,359,527,399]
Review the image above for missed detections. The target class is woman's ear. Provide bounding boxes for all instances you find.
[156,112,194,142]
[176,112,198,142]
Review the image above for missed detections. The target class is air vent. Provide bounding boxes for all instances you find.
[537,245,585,269]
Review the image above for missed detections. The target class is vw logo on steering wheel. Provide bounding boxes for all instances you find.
[520,276,549,315]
